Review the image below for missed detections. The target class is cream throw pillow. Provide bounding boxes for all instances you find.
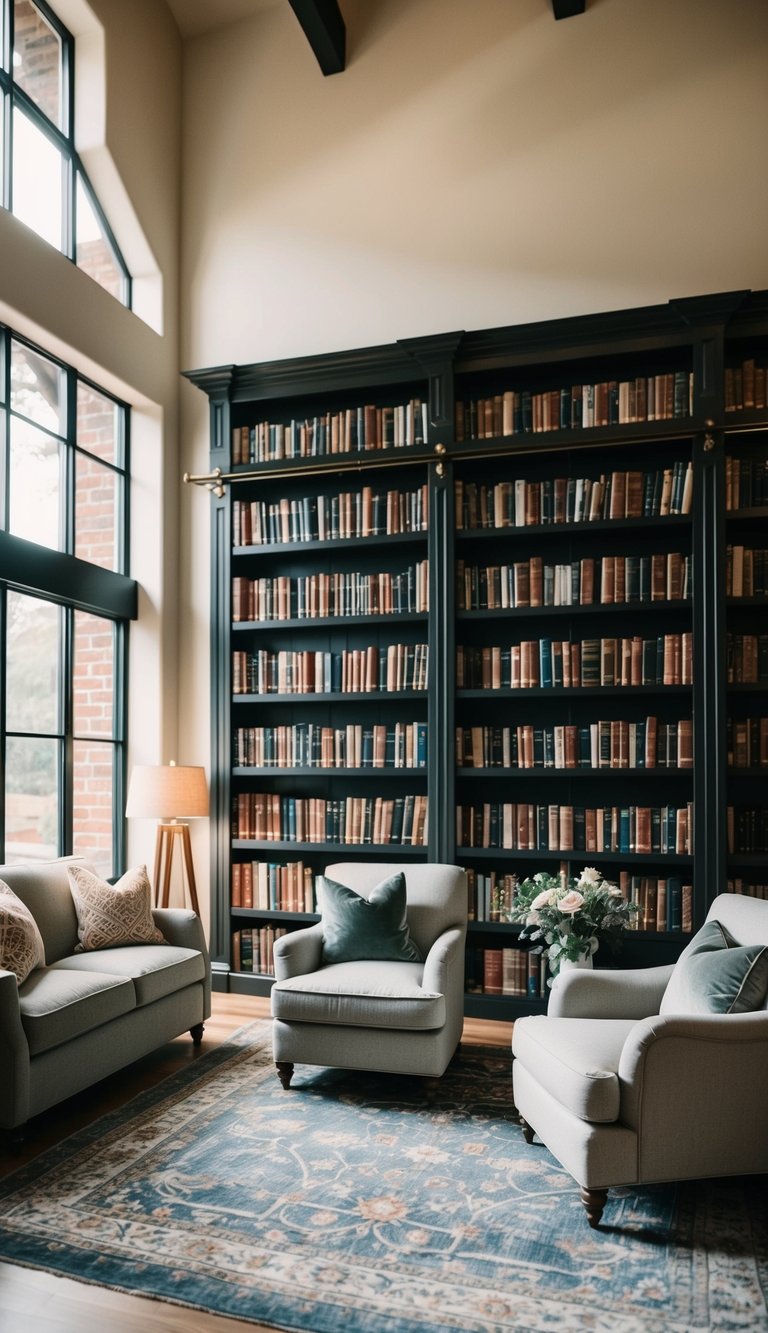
[68,864,165,953]
[0,879,46,984]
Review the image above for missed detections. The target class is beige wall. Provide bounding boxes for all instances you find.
[177,0,768,925]
[0,0,183,881]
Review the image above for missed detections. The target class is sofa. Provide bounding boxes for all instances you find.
[0,855,211,1134]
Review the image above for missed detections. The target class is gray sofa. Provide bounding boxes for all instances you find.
[0,855,211,1134]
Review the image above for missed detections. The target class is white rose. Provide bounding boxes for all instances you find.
[577,867,601,887]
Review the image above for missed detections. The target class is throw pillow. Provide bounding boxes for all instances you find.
[318,872,422,965]
[67,864,165,953]
[0,879,46,984]
[660,918,768,1016]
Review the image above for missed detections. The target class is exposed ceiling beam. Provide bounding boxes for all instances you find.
[552,0,586,17]
[287,0,346,75]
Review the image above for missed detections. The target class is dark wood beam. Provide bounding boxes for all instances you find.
[287,0,346,75]
[552,0,586,17]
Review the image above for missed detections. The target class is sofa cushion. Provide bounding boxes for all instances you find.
[18,967,136,1056]
[68,865,165,952]
[512,1016,637,1123]
[318,872,421,965]
[0,857,95,963]
[51,945,205,1007]
[0,881,45,984]
[660,919,768,1016]
[271,960,444,1030]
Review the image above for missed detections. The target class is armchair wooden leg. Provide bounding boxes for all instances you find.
[276,1061,294,1089]
[190,1022,205,1047]
[422,1075,440,1102]
[519,1114,535,1144]
[580,1186,608,1228]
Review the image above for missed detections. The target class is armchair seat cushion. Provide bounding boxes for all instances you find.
[271,959,445,1030]
[18,967,135,1056]
[512,1015,637,1123]
[50,945,206,1007]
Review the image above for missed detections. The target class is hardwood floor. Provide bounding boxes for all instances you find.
[0,995,513,1333]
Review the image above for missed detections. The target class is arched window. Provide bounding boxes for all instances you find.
[0,0,131,305]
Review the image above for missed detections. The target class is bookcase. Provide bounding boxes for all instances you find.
[184,289,768,1018]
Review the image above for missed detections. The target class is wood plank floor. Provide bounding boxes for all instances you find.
[0,995,512,1333]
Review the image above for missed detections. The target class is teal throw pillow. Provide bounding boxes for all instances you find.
[660,918,768,1016]
[318,872,422,965]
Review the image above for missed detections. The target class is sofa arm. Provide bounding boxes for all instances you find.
[547,963,675,1019]
[273,923,324,981]
[0,969,31,1130]
[422,926,466,996]
[152,908,211,1020]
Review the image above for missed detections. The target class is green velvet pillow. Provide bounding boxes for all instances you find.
[318,872,422,965]
[660,918,768,1016]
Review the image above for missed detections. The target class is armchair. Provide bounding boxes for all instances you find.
[511,893,768,1226]
[270,862,467,1089]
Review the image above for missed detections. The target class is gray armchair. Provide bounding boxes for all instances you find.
[512,893,768,1226]
[270,862,467,1088]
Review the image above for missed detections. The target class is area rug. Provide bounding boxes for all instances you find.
[0,1022,766,1332]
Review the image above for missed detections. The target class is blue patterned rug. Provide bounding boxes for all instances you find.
[0,1021,766,1332]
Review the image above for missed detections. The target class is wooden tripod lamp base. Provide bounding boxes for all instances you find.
[153,822,201,914]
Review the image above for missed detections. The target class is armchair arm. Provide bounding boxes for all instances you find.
[273,923,324,981]
[617,1011,768,1178]
[547,963,675,1019]
[0,968,31,1130]
[422,926,466,996]
[152,908,211,1019]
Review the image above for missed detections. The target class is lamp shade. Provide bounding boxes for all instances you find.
[125,764,209,820]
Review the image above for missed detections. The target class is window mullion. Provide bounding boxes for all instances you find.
[61,602,72,855]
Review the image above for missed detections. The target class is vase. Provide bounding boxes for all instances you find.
[558,955,593,972]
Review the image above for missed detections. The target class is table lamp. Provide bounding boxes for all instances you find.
[125,762,208,913]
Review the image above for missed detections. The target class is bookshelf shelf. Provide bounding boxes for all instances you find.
[185,287,768,1014]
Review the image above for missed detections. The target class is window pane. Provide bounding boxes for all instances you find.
[11,340,66,433]
[77,381,119,466]
[5,735,59,861]
[73,611,115,737]
[73,739,114,877]
[12,107,62,248]
[6,591,60,734]
[76,176,125,304]
[13,0,63,129]
[75,452,119,571]
[9,416,61,549]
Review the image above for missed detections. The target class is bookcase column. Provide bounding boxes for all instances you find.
[692,428,726,916]
[428,458,455,864]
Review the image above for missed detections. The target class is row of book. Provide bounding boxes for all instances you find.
[456,802,692,854]
[724,360,767,413]
[233,722,428,770]
[724,455,768,510]
[233,644,429,696]
[727,718,768,769]
[456,553,691,611]
[232,861,315,913]
[725,547,768,598]
[233,485,429,547]
[455,718,693,771]
[726,634,768,684]
[727,880,768,899]
[231,399,429,463]
[455,463,693,530]
[466,946,548,998]
[231,926,287,976]
[465,868,693,933]
[727,807,768,854]
[233,793,429,845]
[454,371,693,440]
[232,562,429,622]
[456,634,693,690]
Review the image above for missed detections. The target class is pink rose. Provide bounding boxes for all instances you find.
[531,889,555,911]
[557,889,585,915]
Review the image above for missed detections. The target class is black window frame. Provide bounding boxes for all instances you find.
[0,0,132,306]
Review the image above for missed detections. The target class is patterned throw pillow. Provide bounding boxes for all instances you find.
[0,879,46,984]
[67,865,165,953]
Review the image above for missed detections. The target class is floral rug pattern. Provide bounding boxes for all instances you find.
[0,1021,766,1331]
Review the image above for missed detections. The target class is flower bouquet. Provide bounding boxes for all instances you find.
[505,866,639,983]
